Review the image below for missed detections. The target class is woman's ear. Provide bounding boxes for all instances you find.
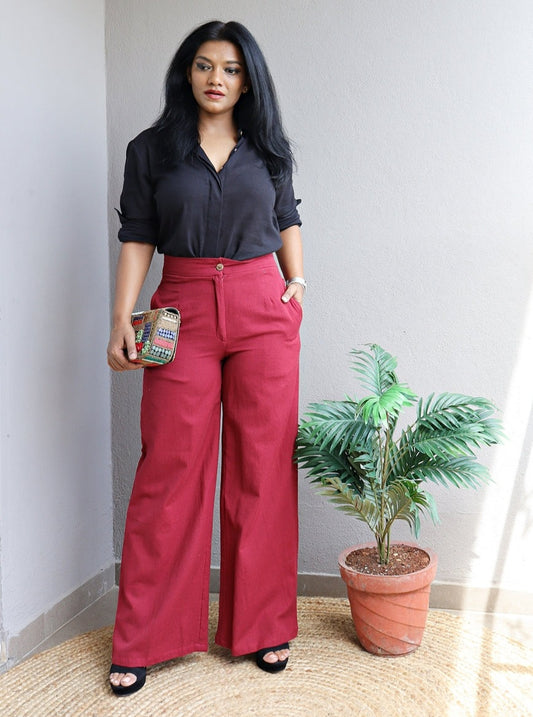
[186,67,191,84]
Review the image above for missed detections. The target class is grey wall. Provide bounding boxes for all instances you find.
[0,0,113,657]
[106,0,533,599]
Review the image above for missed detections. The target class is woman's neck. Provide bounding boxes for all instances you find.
[198,112,239,143]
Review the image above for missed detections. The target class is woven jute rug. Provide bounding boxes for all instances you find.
[0,597,532,716]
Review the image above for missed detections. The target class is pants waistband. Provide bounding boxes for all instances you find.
[162,254,276,279]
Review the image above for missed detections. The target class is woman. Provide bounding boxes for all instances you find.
[107,20,304,696]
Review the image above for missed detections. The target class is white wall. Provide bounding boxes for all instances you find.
[106,1,533,599]
[0,0,113,647]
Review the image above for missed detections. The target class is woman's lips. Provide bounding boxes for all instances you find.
[205,90,224,99]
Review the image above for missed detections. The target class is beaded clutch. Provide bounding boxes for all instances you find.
[130,307,181,366]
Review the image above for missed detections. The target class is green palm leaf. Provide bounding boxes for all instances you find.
[392,395,500,461]
[377,481,435,540]
[317,477,383,531]
[358,383,417,426]
[351,345,399,396]
[296,423,367,493]
[415,394,504,445]
[407,457,491,489]
[303,401,372,449]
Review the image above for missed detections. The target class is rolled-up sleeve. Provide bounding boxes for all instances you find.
[117,137,159,245]
[274,173,302,232]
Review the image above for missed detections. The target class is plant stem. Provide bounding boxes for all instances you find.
[376,426,391,564]
[375,532,390,564]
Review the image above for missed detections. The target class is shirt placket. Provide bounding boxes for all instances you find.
[200,141,244,256]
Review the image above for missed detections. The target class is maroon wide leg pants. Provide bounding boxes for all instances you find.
[112,255,301,666]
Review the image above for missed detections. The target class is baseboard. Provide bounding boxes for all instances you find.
[429,581,533,615]
[1,564,115,673]
[210,567,533,615]
[207,567,348,598]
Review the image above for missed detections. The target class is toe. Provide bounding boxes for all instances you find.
[262,651,278,663]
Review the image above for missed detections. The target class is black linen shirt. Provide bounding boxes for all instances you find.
[117,128,301,259]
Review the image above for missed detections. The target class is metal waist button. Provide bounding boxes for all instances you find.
[215,263,224,271]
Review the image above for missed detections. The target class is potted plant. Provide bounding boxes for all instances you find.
[296,344,503,656]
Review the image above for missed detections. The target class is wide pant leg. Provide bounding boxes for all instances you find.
[112,292,224,665]
[215,265,301,656]
[112,255,301,665]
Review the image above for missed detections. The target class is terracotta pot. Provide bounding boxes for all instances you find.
[338,541,438,656]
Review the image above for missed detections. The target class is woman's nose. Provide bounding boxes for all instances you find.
[209,67,222,85]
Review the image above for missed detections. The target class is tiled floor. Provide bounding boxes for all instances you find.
[25,587,533,664]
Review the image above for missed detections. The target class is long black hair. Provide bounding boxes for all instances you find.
[153,20,294,185]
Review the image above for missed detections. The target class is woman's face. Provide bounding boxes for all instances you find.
[188,41,248,118]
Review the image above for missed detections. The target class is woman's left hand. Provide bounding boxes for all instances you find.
[281,282,304,305]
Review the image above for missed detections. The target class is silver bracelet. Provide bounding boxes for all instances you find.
[286,277,307,292]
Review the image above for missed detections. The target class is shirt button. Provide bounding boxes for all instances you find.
[216,263,224,271]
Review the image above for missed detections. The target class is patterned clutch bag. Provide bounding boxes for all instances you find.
[130,307,181,366]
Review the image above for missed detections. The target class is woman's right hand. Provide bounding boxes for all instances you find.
[107,322,142,371]
[107,243,156,371]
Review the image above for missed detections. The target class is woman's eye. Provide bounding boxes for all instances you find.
[195,62,211,71]
[225,67,240,75]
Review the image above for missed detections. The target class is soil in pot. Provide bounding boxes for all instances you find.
[345,544,430,576]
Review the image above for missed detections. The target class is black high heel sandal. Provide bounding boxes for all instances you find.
[255,643,290,673]
[109,664,147,696]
